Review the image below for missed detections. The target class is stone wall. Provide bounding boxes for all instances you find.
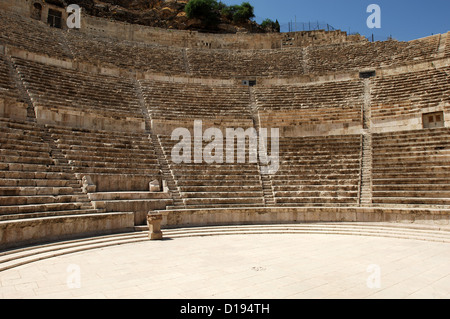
[82,13,365,50]
[0,212,135,250]
[160,207,450,229]
[0,0,366,50]
[371,60,450,133]
[0,98,28,121]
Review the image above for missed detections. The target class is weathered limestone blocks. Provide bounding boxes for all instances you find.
[159,207,450,229]
[147,212,163,240]
[149,180,161,192]
[371,65,450,132]
[0,212,135,250]
[0,98,27,121]
[372,128,450,207]
[82,175,96,194]
[86,175,158,193]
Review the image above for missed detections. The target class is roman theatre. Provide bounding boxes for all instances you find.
[0,0,449,299]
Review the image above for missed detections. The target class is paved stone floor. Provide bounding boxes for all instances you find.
[1,234,449,299]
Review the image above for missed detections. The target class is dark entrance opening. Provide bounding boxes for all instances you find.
[423,111,445,129]
[359,71,376,79]
[31,3,42,20]
[47,9,62,28]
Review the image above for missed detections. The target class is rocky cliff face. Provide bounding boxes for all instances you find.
[58,0,265,33]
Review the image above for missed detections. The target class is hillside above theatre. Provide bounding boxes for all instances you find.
[47,0,273,33]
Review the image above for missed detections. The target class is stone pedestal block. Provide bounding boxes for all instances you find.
[149,180,161,192]
[147,212,163,240]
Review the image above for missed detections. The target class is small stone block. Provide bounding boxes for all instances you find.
[147,212,163,240]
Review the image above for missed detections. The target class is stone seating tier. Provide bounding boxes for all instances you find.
[186,48,305,78]
[255,80,364,127]
[158,135,265,209]
[12,58,144,120]
[372,128,450,206]
[140,80,254,123]
[0,118,98,219]
[47,125,161,176]
[66,31,186,75]
[270,135,362,206]
[0,54,21,102]
[307,36,440,75]
[0,9,444,79]
[371,67,450,121]
[0,11,71,59]
[446,32,450,57]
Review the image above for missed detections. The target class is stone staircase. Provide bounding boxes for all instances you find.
[182,48,191,75]
[436,32,448,58]
[12,57,145,133]
[41,128,96,211]
[249,87,275,207]
[0,118,103,220]
[157,134,265,209]
[2,222,450,272]
[360,133,373,206]
[3,53,36,122]
[360,78,373,206]
[152,133,185,209]
[134,78,185,209]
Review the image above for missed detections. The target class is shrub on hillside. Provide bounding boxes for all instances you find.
[185,0,221,25]
[220,2,255,23]
[261,18,280,32]
[185,0,255,26]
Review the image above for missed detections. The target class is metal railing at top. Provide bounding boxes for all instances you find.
[279,21,337,33]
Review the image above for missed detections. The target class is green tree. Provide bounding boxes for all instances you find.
[261,18,280,32]
[221,5,239,20]
[261,18,273,29]
[232,2,255,23]
[185,0,256,27]
[185,0,221,25]
[220,2,255,23]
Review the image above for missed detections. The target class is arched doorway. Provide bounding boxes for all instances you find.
[31,2,42,20]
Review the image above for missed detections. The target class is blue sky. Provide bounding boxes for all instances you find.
[220,0,450,41]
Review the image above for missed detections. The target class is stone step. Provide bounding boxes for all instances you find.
[0,178,71,187]
[183,197,264,206]
[4,222,450,272]
[88,192,171,201]
[0,195,76,206]
[372,197,450,205]
[0,230,146,272]
[374,184,450,191]
[178,185,262,192]
[275,191,358,197]
[275,197,358,204]
[0,208,104,221]
[0,202,83,215]
[181,191,264,199]
[272,185,358,191]
[373,189,442,198]
[94,199,173,213]
[182,203,265,209]
[0,186,74,196]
